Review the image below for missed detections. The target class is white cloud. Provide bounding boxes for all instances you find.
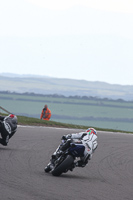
[0,0,133,85]
[27,0,133,13]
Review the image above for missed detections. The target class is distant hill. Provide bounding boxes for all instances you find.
[0,73,133,101]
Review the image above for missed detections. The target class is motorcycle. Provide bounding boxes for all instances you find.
[0,114,17,146]
[44,142,85,176]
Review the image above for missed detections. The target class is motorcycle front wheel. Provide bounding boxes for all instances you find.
[52,155,74,176]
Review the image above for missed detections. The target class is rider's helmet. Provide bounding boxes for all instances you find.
[86,128,97,135]
[8,114,18,124]
[9,114,15,118]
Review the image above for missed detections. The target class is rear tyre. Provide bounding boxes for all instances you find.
[52,155,74,176]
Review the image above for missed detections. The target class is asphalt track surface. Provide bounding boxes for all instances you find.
[0,126,133,200]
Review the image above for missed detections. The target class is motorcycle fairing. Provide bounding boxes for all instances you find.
[68,144,85,157]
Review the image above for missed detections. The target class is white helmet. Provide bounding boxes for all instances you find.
[86,128,97,135]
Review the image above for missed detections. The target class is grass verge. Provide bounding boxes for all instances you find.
[1,113,132,133]
[17,116,132,134]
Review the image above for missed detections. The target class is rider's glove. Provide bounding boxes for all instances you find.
[62,134,71,141]
[62,135,67,140]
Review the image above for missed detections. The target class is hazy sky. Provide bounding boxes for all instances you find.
[0,0,133,85]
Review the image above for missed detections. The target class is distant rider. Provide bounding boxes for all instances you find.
[0,114,18,146]
[49,128,98,169]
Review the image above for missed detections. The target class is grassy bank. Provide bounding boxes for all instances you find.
[0,111,132,133]
[17,115,132,134]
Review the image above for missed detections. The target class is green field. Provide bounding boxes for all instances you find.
[0,92,133,132]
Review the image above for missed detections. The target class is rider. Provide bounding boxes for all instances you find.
[51,128,98,169]
[0,114,18,146]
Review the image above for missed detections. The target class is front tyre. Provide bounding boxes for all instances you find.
[44,163,52,173]
[45,165,51,173]
[52,155,74,176]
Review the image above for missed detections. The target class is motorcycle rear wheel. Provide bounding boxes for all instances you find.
[52,155,74,176]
